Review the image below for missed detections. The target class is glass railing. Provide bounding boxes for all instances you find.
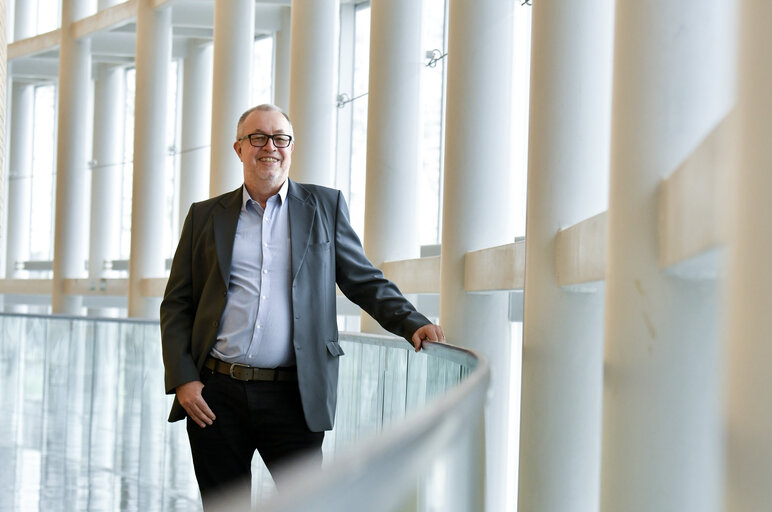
[0,313,488,511]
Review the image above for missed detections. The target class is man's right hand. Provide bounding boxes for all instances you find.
[176,380,216,428]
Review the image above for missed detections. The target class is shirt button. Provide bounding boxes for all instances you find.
[263,269,268,274]
[262,295,267,300]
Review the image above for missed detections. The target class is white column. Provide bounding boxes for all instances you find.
[0,0,8,291]
[725,1,772,509]
[13,0,34,41]
[89,64,124,285]
[127,1,171,318]
[6,82,33,278]
[209,0,254,196]
[52,0,91,314]
[2,0,32,290]
[273,6,291,112]
[179,39,212,230]
[517,1,614,511]
[360,0,422,333]
[600,1,734,511]
[439,1,514,510]
[288,0,338,186]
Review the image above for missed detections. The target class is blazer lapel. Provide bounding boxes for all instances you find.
[212,187,243,287]
[288,180,316,282]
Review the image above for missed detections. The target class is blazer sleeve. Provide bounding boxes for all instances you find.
[159,206,201,394]
[332,190,431,342]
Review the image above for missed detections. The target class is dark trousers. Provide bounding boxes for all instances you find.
[186,369,325,510]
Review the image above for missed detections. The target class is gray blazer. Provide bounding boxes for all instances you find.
[160,180,430,431]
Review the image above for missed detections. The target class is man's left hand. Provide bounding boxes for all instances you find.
[411,324,446,352]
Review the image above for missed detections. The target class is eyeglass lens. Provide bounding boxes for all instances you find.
[249,133,292,148]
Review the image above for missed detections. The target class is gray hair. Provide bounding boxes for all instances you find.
[236,104,293,139]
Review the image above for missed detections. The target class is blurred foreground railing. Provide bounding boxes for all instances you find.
[260,333,489,512]
[0,313,488,512]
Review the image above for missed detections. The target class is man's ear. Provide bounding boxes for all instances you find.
[233,141,242,160]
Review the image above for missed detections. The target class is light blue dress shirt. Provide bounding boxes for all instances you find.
[210,181,294,367]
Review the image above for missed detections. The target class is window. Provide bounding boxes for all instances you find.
[419,0,449,245]
[165,60,181,259]
[334,2,372,331]
[347,4,372,238]
[252,35,275,105]
[36,0,60,34]
[120,68,136,262]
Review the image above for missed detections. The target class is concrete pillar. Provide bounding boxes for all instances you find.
[517,1,614,511]
[2,0,32,294]
[0,0,8,291]
[360,0,423,333]
[89,64,124,285]
[51,0,91,314]
[439,1,515,510]
[209,0,254,196]
[6,82,34,278]
[13,0,34,42]
[273,6,291,112]
[600,1,734,510]
[179,39,212,229]
[127,1,171,318]
[725,1,772,509]
[288,0,338,186]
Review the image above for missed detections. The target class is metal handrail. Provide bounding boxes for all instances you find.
[0,310,159,325]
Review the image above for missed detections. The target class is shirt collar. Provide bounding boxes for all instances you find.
[241,179,289,210]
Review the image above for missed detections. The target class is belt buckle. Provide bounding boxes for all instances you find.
[229,362,250,380]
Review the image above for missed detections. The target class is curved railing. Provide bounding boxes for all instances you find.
[0,313,488,512]
[259,333,489,512]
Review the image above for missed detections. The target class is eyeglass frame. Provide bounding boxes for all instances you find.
[237,132,294,149]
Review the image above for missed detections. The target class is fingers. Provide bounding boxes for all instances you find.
[176,380,216,428]
[189,401,216,429]
[411,332,423,352]
[411,324,447,352]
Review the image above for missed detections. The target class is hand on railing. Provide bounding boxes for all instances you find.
[411,324,446,352]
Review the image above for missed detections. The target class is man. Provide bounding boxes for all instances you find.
[160,104,444,508]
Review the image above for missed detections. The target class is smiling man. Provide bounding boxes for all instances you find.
[160,104,444,509]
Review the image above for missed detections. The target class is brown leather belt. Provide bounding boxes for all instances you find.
[204,356,297,382]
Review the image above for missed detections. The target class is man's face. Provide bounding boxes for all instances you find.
[233,109,294,192]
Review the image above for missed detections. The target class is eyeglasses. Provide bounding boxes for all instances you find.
[238,132,293,149]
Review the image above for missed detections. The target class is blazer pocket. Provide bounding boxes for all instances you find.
[326,340,345,357]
